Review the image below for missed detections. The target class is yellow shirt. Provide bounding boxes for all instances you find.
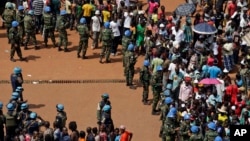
[151,14,158,23]
[218,113,228,123]
[102,10,110,23]
[82,4,93,17]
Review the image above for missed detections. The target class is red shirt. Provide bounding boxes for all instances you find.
[228,2,236,16]
[235,100,246,117]
[120,131,132,141]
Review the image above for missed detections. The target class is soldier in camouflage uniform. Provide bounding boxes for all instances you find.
[9,21,26,62]
[16,6,25,46]
[125,43,137,88]
[139,60,151,105]
[76,17,89,59]
[204,122,218,141]
[97,93,111,126]
[179,114,191,141]
[122,30,131,74]
[163,107,179,141]
[151,65,163,115]
[24,10,39,50]
[2,2,16,43]
[57,10,69,52]
[144,30,154,61]
[159,97,172,141]
[42,6,57,48]
[99,22,113,63]
[189,126,203,141]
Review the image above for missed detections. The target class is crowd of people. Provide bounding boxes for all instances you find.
[1,0,250,140]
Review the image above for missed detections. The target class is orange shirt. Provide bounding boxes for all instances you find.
[79,138,86,141]
[120,131,132,141]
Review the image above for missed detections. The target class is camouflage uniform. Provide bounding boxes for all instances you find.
[151,72,163,113]
[24,14,38,50]
[2,8,16,43]
[9,26,24,61]
[204,130,218,141]
[163,117,178,141]
[57,15,69,52]
[42,12,57,47]
[189,133,203,141]
[97,100,111,124]
[100,28,113,63]
[179,121,191,141]
[124,51,137,87]
[76,23,89,58]
[159,104,170,141]
[122,36,131,69]
[144,37,154,61]
[139,66,151,103]
[16,11,25,45]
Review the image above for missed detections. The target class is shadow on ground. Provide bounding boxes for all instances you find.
[29,104,45,109]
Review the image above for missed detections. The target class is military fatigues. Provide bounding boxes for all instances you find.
[125,51,137,86]
[122,36,131,74]
[204,130,218,141]
[2,8,16,43]
[16,11,25,45]
[57,15,69,51]
[189,133,203,141]
[144,38,154,61]
[5,111,17,141]
[163,118,178,141]
[24,14,38,49]
[179,121,191,141]
[43,12,56,47]
[159,104,170,141]
[139,66,151,103]
[76,23,89,58]
[151,72,163,113]
[97,100,111,124]
[100,28,113,63]
[9,27,24,61]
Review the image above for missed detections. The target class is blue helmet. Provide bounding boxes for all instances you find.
[12,92,19,99]
[163,89,170,97]
[214,136,223,141]
[124,30,131,37]
[28,10,34,15]
[80,17,86,24]
[104,22,110,28]
[184,114,190,120]
[60,10,67,16]
[12,21,19,28]
[18,5,24,11]
[166,83,172,89]
[190,126,199,133]
[102,105,111,112]
[6,103,15,111]
[21,103,28,110]
[56,104,64,111]
[102,93,109,99]
[207,122,216,130]
[17,86,24,91]
[29,112,37,119]
[143,60,150,66]
[164,97,173,104]
[44,6,51,12]
[167,107,177,118]
[156,65,163,71]
[0,101,3,109]
[13,67,22,74]
[127,43,134,51]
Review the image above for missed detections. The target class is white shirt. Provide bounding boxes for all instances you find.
[212,42,219,55]
[216,78,225,98]
[110,21,121,37]
[240,18,248,28]
[65,0,71,14]
[123,13,132,28]
[91,16,101,32]
[168,63,176,79]
[171,27,184,43]
[124,0,130,7]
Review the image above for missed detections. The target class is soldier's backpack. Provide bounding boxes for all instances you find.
[55,113,66,128]
[57,17,65,30]
[102,29,111,41]
[5,113,17,127]
[43,14,52,26]
[4,10,15,24]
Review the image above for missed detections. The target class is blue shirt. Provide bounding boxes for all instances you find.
[208,66,221,78]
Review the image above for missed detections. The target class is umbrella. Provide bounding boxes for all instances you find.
[175,3,196,16]
[199,78,221,85]
[192,23,217,35]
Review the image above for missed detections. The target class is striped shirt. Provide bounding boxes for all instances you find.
[32,0,44,15]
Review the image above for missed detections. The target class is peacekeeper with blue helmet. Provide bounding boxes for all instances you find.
[97,93,111,126]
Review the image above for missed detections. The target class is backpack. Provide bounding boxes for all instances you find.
[5,113,17,127]
[102,29,112,41]
[55,112,66,128]
[4,9,15,24]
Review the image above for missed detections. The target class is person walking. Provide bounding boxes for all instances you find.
[32,0,44,34]
[110,14,121,56]
[125,43,137,88]
[57,10,69,52]
[122,30,132,75]
[24,10,39,50]
[97,93,111,126]
[76,17,90,59]
[55,104,67,129]
[16,5,25,46]
[139,60,151,105]
[99,22,113,63]
[10,67,24,92]
[91,10,102,50]
[2,2,16,43]
[42,6,57,47]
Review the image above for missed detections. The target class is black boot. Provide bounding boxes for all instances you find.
[35,46,40,50]
[64,48,70,52]
[58,47,62,51]
[24,44,28,50]
[10,58,16,62]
